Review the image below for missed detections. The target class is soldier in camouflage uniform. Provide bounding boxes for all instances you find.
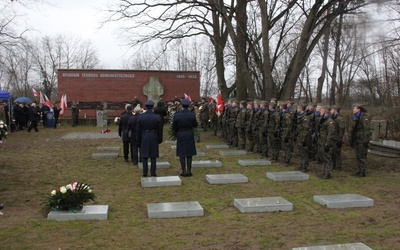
[236,101,247,149]
[222,100,231,143]
[252,102,261,153]
[295,103,312,172]
[264,102,278,160]
[245,102,255,151]
[317,106,337,179]
[331,106,346,170]
[349,104,372,177]
[199,98,209,131]
[208,99,218,136]
[277,103,293,165]
[258,101,269,157]
[314,104,323,164]
[228,101,239,147]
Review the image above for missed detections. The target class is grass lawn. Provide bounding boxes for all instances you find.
[0,124,399,249]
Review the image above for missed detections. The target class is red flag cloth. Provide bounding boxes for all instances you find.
[184,93,192,102]
[44,94,53,108]
[60,94,67,116]
[32,88,40,97]
[216,91,224,117]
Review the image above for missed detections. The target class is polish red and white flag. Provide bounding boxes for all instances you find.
[32,88,40,97]
[184,93,192,102]
[216,90,224,117]
[59,94,67,116]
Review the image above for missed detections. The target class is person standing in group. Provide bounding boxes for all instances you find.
[228,100,239,147]
[349,104,372,177]
[119,104,134,163]
[317,106,337,179]
[199,98,209,131]
[27,103,40,132]
[42,103,50,128]
[331,106,346,170]
[128,105,142,165]
[295,103,312,172]
[52,104,62,129]
[235,101,247,150]
[154,101,167,125]
[137,100,163,177]
[277,102,293,165]
[172,99,198,177]
[71,101,79,127]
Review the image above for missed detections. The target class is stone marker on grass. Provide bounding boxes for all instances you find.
[47,205,109,221]
[138,162,171,169]
[266,171,309,181]
[171,145,177,150]
[165,140,177,144]
[313,194,374,209]
[238,159,271,166]
[194,152,205,157]
[219,150,247,156]
[192,160,222,168]
[97,146,120,152]
[206,174,248,184]
[234,197,292,213]
[206,144,229,149]
[91,152,119,159]
[292,242,373,250]
[147,201,204,218]
[141,176,182,187]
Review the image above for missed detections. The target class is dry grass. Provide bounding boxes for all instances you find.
[0,124,399,249]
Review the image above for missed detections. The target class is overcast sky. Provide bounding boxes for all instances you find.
[22,0,128,69]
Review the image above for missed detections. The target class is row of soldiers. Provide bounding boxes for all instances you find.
[220,99,348,179]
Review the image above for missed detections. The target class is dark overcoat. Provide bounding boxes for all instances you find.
[137,110,162,158]
[118,112,133,142]
[128,113,140,145]
[172,109,198,157]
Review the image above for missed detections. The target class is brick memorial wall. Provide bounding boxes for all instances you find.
[58,69,200,118]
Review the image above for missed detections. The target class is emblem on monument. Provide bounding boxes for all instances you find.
[143,76,164,101]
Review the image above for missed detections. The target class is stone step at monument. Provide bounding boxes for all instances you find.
[97,146,120,152]
[141,176,182,187]
[91,152,119,159]
[292,242,373,250]
[138,161,171,169]
[219,150,247,156]
[47,205,109,221]
[238,159,271,166]
[206,174,248,184]
[165,140,177,145]
[266,171,309,181]
[234,197,293,213]
[206,144,229,149]
[192,160,222,168]
[147,201,204,218]
[314,194,374,209]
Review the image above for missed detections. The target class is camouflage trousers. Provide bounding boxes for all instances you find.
[246,129,255,151]
[354,142,368,173]
[318,144,333,174]
[238,127,246,149]
[229,123,238,147]
[332,143,343,169]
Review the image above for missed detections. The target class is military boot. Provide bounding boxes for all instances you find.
[187,165,193,177]
[180,166,187,177]
[319,173,331,179]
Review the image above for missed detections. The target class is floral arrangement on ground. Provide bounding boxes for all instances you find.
[44,182,96,212]
[0,120,8,142]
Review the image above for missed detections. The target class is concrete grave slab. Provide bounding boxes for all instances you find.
[91,152,119,159]
[194,152,205,157]
[47,205,109,221]
[138,162,171,169]
[192,160,222,168]
[97,146,120,152]
[147,201,204,218]
[314,194,374,209]
[234,197,292,213]
[206,174,248,184]
[206,144,229,149]
[238,159,271,166]
[165,140,177,144]
[219,150,247,156]
[266,171,309,181]
[292,242,373,250]
[141,176,182,187]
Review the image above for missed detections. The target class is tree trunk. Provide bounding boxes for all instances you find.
[316,12,331,104]
[330,11,343,105]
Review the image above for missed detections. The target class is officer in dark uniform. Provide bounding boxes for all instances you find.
[137,100,163,177]
[128,105,141,165]
[172,99,198,177]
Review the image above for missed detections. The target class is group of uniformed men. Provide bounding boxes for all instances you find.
[196,99,371,179]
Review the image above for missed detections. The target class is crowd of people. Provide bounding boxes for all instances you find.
[119,96,372,179]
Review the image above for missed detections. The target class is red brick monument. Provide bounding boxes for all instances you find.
[58,69,200,119]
